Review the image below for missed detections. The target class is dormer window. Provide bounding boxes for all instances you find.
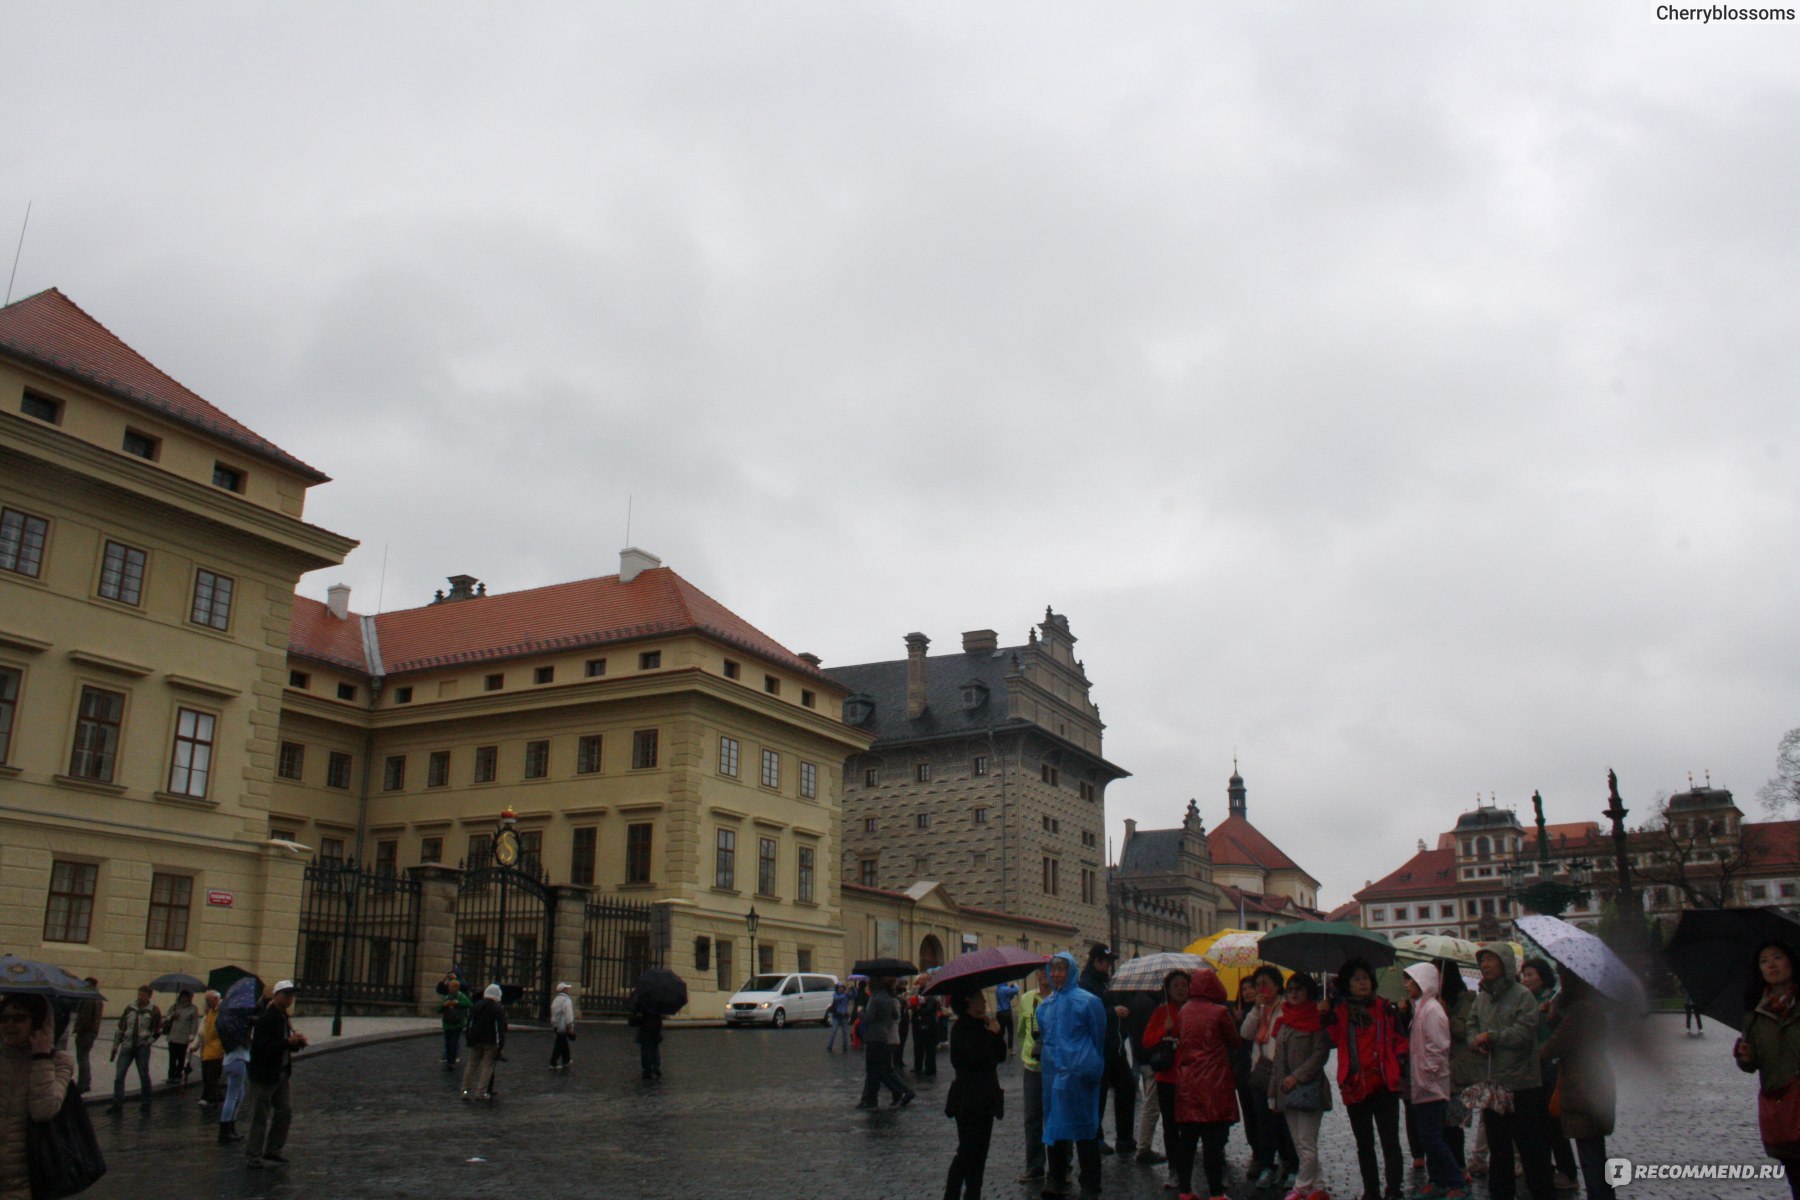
[843,694,875,726]
[959,679,989,711]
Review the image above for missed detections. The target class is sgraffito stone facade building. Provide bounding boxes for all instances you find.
[826,610,1128,951]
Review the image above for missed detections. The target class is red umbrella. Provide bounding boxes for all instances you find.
[920,946,1049,997]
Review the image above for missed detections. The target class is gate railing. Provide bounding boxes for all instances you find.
[455,842,554,1020]
[579,896,658,1016]
[293,859,422,1005]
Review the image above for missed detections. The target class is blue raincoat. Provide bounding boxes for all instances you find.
[1038,950,1105,1144]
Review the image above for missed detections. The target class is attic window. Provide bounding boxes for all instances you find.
[336,683,357,701]
[122,429,160,460]
[723,659,740,680]
[20,392,62,424]
[393,686,414,704]
[801,689,815,709]
[288,670,310,689]
[211,463,246,493]
[960,681,989,711]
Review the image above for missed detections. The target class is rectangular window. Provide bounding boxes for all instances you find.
[318,837,345,864]
[374,840,398,876]
[393,685,413,704]
[0,508,49,577]
[695,936,712,972]
[763,675,780,695]
[519,829,542,872]
[0,666,18,764]
[585,658,607,677]
[474,745,497,783]
[715,828,737,890]
[1040,764,1059,785]
[97,540,147,605]
[326,750,352,789]
[122,428,160,459]
[758,837,777,896]
[420,836,443,864]
[626,823,653,884]
[1440,904,1455,919]
[632,729,658,769]
[859,858,879,887]
[639,651,661,670]
[382,754,406,791]
[190,569,233,630]
[723,659,740,680]
[973,755,988,777]
[1081,868,1097,905]
[1042,857,1059,896]
[68,685,125,782]
[484,673,504,691]
[864,767,878,787]
[21,391,62,423]
[715,937,733,992]
[288,670,310,689]
[797,846,815,903]
[211,462,245,492]
[534,666,554,685]
[863,817,878,833]
[761,749,780,789]
[799,761,817,799]
[524,739,549,779]
[1752,884,1770,900]
[336,682,357,701]
[916,763,931,782]
[44,861,98,943]
[915,812,930,829]
[973,807,988,824]
[801,689,815,709]
[576,734,603,774]
[424,749,450,787]
[571,827,597,885]
[1079,781,1096,802]
[277,741,305,781]
[759,945,774,973]
[719,736,740,777]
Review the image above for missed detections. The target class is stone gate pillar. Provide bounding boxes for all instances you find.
[410,865,462,1017]
[550,885,590,1004]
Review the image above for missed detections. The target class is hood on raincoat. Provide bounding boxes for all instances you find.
[483,984,503,1001]
[1037,950,1104,1145]
[1476,947,1516,993]
[1187,967,1228,1005]
[1050,950,1082,994]
[1404,961,1441,1004]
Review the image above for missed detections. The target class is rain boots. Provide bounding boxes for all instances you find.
[217,1119,242,1143]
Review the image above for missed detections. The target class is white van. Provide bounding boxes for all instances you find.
[722,972,840,1028]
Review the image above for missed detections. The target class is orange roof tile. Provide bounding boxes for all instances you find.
[1211,814,1311,877]
[1325,899,1361,923]
[289,566,836,684]
[0,288,327,481]
[1356,847,1459,901]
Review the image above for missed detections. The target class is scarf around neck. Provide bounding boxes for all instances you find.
[1275,999,1321,1035]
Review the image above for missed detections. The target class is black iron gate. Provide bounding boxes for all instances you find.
[294,860,422,1005]
[455,841,555,1020]
[579,896,659,1017]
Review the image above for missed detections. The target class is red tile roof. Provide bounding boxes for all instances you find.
[1211,814,1312,878]
[289,566,837,683]
[1219,884,1320,920]
[1356,847,1459,901]
[0,288,327,481]
[1324,899,1361,923]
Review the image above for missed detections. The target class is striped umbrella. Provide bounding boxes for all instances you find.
[1111,952,1210,993]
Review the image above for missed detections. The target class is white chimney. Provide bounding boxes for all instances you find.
[619,547,662,583]
[326,583,351,620]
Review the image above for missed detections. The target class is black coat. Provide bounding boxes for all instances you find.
[247,1004,293,1086]
[466,997,507,1048]
[1079,965,1126,1062]
[945,1015,1008,1120]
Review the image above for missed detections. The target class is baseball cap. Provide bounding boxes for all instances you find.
[1088,943,1118,961]
[272,979,296,993]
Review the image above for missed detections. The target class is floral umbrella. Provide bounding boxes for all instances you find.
[1391,933,1482,965]
[1514,914,1647,1013]
[1187,929,1285,999]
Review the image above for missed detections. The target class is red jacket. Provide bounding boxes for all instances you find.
[1325,997,1404,1105]
[1174,969,1241,1126]
[1142,1002,1183,1085]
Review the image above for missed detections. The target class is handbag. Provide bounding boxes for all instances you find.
[1284,1075,1325,1112]
[1760,1078,1800,1155]
[1148,1037,1177,1074]
[27,1080,107,1200]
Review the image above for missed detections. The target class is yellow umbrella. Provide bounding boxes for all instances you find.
[1185,928,1290,1000]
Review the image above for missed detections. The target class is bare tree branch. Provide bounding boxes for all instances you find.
[1759,727,1800,816]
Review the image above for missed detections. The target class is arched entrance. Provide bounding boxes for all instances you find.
[918,934,944,970]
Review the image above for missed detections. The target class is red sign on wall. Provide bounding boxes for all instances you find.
[206,890,234,907]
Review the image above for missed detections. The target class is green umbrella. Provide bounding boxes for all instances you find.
[206,964,256,994]
[1258,920,1396,974]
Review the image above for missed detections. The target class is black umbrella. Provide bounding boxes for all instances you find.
[149,972,206,993]
[0,955,106,1002]
[1667,907,1800,1028]
[851,958,918,977]
[921,947,1048,997]
[207,965,255,995]
[631,967,688,1016]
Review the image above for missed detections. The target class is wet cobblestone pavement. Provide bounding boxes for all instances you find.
[81,1015,1775,1200]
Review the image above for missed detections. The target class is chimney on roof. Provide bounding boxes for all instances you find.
[620,547,661,584]
[433,575,483,604]
[962,629,998,654]
[1124,818,1137,843]
[798,652,822,667]
[326,583,351,620]
[1418,838,1427,853]
[905,632,930,719]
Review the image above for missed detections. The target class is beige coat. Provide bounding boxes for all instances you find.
[0,1046,76,1200]
[1268,1022,1333,1114]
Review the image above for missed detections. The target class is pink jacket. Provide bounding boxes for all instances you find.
[1405,962,1452,1104]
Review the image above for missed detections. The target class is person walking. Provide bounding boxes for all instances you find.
[244,980,307,1168]
[165,988,200,1084]
[1521,957,1580,1191]
[1039,951,1106,1199]
[1016,969,1054,1185]
[198,990,225,1107]
[1269,972,1331,1200]
[549,982,577,1070]
[1243,965,1299,1190]
[73,978,102,1094]
[0,993,76,1200]
[1403,962,1466,1199]
[1469,947,1556,1200]
[997,981,1021,1051]
[462,984,507,1100]
[913,982,944,1077]
[108,983,161,1111]
[943,988,1010,1200]
[1684,987,1705,1036]
[1323,958,1406,1200]
[1079,944,1136,1156]
[827,983,854,1052]
[1141,970,1192,1193]
[1541,974,1617,1200]
[857,977,914,1109]
[437,975,471,1070]
[1734,940,1800,1198]
[216,981,256,1145]
[1170,967,1240,1200]
[631,986,664,1080]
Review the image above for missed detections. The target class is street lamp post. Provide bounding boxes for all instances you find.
[746,905,760,980]
[1505,790,1593,918]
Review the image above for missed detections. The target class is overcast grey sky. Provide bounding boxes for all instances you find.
[7,2,1797,907]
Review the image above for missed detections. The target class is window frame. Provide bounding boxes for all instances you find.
[427,749,451,788]
[277,740,305,782]
[570,826,597,886]
[121,428,160,460]
[420,836,443,864]
[0,507,50,578]
[97,539,147,606]
[631,729,659,770]
[190,568,234,631]
[638,650,661,670]
[0,665,20,765]
[382,753,406,791]
[575,734,603,775]
[760,749,780,789]
[144,871,193,951]
[715,827,737,890]
[719,735,740,778]
[44,860,98,944]
[325,750,353,789]
[473,745,498,783]
[69,685,126,783]
[21,391,63,424]
[799,761,817,799]
[758,836,778,897]
[523,739,550,780]
[625,822,653,884]
[210,462,246,493]
[797,845,815,903]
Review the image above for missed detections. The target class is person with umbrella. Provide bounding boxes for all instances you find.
[856,976,915,1109]
[1540,973,1617,1200]
[1139,970,1192,1191]
[1733,940,1800,1198]
[164,988,201,1085]
[198,990,225,1107]
[215,977,260,1145]
[72,977,102,1095]
[630,983,663,1080]
[911,976,944,1078]
[0,992,78,1200]
[1519,958,1579,1191]
[1321,959,1405,1200]
[1078,945,1135,1157]
[942,986,1010,1200]
[1038,951,1105,1199]
[107,983,161,1112]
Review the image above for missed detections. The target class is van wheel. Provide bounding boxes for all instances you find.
[772,1008,787,1029]
[821,1013,833,1027]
